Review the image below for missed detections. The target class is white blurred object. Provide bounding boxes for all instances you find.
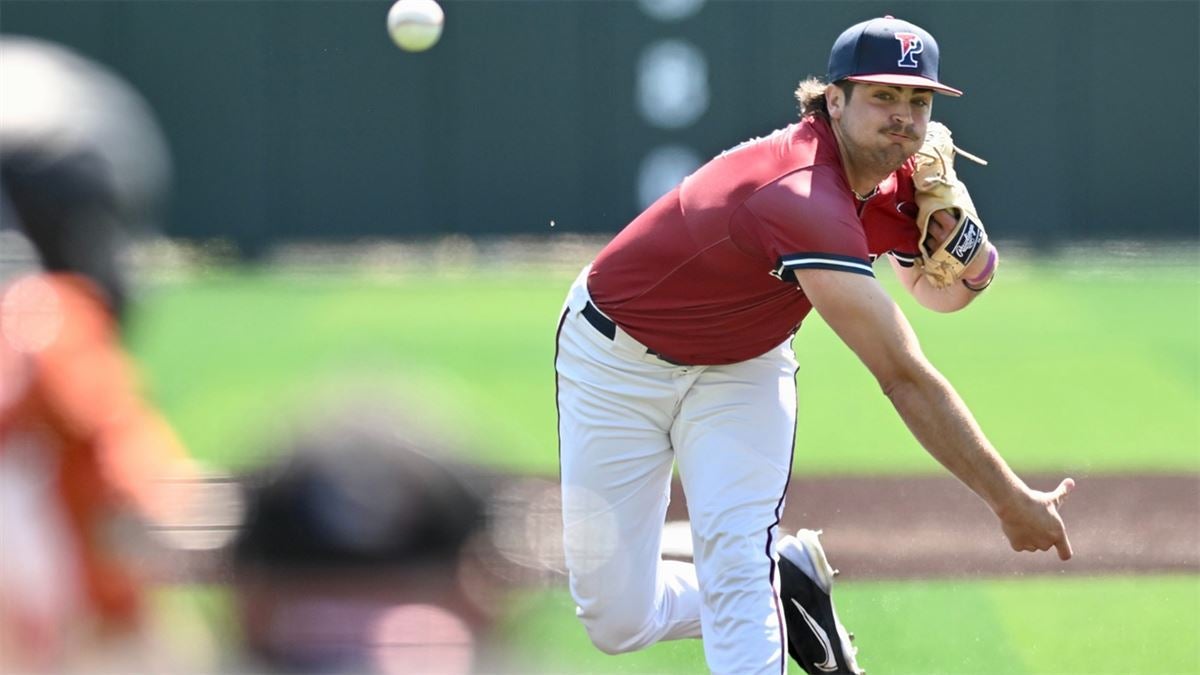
[636,39,709,129]
[149,475,245,552]
[637,0,706,22]
[387,0,445,52]
[0,439,81,662]
[0,36,171,226]
[637,144,702,210]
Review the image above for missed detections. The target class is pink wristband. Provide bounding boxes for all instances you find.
[963,247,998,291]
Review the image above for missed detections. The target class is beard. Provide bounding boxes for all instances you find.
[835,117,919,175]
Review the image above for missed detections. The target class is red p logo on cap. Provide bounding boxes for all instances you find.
[895,32,924,68]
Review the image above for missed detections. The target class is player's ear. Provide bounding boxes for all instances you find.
[825,84,845,119]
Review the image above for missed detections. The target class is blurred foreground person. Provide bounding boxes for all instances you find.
[231,414,501,674]
[0,36,199,671]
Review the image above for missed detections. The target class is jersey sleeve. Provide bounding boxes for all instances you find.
[6,275,194,520]
[732,166,873,282]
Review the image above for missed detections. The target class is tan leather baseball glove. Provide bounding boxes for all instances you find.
[912,121,989,288]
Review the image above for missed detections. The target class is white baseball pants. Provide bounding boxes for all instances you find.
[555,266,799,675]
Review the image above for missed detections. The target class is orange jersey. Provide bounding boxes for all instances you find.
[0,272,190,635]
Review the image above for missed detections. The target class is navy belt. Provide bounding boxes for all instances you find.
[581,301,616,340]
[581,301,686,365]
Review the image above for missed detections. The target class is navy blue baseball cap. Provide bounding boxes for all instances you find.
[827,16,962,96]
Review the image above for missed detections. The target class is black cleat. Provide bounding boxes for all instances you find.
[777,529,864,674]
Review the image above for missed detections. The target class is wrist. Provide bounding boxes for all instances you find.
[989,483,1032,518]
[962,246,998,292]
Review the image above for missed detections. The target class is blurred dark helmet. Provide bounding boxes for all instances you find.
[0,36,171,322]
[233,426,488,570]
[231,419,496,674]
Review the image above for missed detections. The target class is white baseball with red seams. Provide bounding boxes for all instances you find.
[387,0,444,52]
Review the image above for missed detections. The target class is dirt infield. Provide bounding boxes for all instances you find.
[154,472,1198,584]
[667,473,1200,579]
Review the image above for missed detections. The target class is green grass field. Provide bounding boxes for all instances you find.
[161,574,1200,673]
[128,256,1199,475]
[500,576,1200,674]
[128,253,1199,674]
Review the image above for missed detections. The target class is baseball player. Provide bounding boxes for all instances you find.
[0,36,198,670]
[554,16,1075,675]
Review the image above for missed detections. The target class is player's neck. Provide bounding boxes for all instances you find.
[838,149,889,200]
[829,119,888,200]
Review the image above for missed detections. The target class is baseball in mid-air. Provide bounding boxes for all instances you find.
[387,0,444,52]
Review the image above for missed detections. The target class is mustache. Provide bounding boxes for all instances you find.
[882,125,918,140]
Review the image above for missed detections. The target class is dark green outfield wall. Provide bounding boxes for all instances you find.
[3,1,1196,252]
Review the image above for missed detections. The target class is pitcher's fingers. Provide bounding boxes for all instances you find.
[1052,477,1076,507]
[932,209,957,230]
[928,219,948,243]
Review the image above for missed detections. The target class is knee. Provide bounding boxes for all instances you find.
[579,610,651,655]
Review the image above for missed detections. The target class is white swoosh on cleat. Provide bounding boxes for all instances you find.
[791,598,838,672]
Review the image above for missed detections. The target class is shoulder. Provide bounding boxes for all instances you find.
[735,165,870,268]
[746,164,857,227]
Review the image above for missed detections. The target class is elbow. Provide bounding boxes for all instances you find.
[921,301,958,314]
[875,352,937,401]
[877,367,920,401]
[928,300,967,314]
[879,374,908,401]
[917,288,975,314]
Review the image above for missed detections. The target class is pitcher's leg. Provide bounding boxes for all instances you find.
[672,344,799,675]
[556,308,703,655]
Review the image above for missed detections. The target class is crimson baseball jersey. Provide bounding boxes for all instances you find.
[588,115,922,365]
